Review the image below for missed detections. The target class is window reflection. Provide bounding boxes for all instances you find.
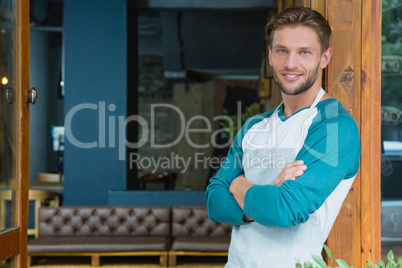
[381,0,402,259]
[0,0,13,187]
[136,10,267,191]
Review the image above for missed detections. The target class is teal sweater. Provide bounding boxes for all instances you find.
[206,99,360,228]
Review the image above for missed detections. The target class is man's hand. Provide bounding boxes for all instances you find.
[229,175,254,210]
[274,160,307,186]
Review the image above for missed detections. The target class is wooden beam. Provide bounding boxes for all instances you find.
[28,251,170,257]
[283,0,294,9]
[360,0,382,264]
[91,254,100,266]
[295,0,310,7]
[0,228,20,261]
[326,0,363,263]
[310,0,326,16]
[13,0,30,267]
[305,0,382,266]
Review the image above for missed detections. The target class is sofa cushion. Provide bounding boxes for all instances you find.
[171,237,230,252]
[38,207,170,237]
[171,207,232,237]
[28,236,169,253]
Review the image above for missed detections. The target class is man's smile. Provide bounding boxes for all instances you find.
[282,73,303,81]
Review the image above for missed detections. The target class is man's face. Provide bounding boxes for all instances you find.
[269,25,331,96]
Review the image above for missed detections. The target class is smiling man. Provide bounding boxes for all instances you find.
[206,6,360,268]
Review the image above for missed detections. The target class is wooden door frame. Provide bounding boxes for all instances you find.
[305,0,382,266]
[15,0,30,265]
[0,0,30,267]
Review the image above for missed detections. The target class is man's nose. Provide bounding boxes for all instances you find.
[285,53,298,69]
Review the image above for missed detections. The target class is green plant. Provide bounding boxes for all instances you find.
[295,245,402,268]
[220,103,261,137]
[363,250,402,268]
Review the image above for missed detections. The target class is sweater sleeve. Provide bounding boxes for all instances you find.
[205,136,246,225]
[206,114,270,225]
[243,112,360,228]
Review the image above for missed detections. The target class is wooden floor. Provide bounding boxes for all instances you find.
[30,266,163,268]
[28,264,224,268]
[29,265,224,268]
[170,265,224,268]
[27,256,225,268]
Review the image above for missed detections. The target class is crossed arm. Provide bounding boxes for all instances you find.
[229,161,307,221]
[206,114,360,228]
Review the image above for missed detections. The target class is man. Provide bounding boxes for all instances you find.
[206,6,360,268]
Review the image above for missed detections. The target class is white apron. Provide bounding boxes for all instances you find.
[226,88,325,268]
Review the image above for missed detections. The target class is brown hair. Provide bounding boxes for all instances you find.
[265,6,331,53]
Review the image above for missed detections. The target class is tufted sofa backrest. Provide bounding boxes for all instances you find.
[38,207,171,237]
[171,206,232,238]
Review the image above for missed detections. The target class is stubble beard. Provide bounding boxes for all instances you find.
[274,63,321,96]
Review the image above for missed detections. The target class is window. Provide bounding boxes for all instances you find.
[380,0,402,257]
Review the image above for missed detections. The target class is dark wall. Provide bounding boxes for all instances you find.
[29,31,50,181]
[63,0,127,205]
[180,10,267,70]
[29,0,64,181]
[29,33,64,181]
[138,10,268,72]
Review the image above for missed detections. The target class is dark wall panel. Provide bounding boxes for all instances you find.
[63,0,127,205]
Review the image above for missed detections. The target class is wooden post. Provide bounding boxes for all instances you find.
[307,0,382,266]
[91,254,100,266]
[168,252,177,266]
[360,0,382,264]
[325,0,363,265]
[160,253,169,266]
[14,0,31,267]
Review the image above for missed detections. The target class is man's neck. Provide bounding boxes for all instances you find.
[281,85,323,117]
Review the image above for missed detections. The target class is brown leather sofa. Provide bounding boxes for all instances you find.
[28,206,171,266]
[169,206,231,266]
[28,206,232,267]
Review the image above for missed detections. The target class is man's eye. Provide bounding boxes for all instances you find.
[278,50,287,54]
[300,51,310,55]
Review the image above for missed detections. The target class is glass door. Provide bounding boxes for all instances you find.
[0,0,30,267]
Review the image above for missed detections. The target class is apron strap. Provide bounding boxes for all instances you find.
[288,88,325,147]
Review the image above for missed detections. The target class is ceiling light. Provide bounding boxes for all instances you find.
[2,76,8,85]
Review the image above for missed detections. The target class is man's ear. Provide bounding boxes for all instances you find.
[320,47,332,68]
[268,47,272,66]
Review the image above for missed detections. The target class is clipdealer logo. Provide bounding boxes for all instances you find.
[64,100,342,168]
[129,152,226,173]
[64,102,239,161]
